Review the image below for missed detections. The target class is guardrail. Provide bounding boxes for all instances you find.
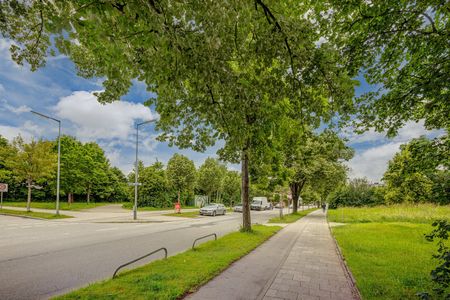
[192,233,217,249]
[112,247,168,278]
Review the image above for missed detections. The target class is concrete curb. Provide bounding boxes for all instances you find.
[326,212,362,300]
[0,212,49,220]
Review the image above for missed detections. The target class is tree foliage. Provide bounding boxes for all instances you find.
[312,0,450,135]
[166,154,196,205]
[5,136,56,211]
[328,178,384,209]
[383,136,449,204]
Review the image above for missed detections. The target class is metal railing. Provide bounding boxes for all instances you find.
[112,247,168,278]
[192,233,217,249]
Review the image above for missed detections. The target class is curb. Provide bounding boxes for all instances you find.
[326,213,362,300]
[0,212,48,220]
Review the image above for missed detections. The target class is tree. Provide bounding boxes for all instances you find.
[222,170,241,206]
[81,142,110,203]
[196,158,226,201]
[6,137,56,211]
[166,154,196,205]
[59,136,84,203]
[312,1,449,135]
[279,122,354,213]
[328,178,385,209]
[106,167,129,203]
[383,136,449,204]
[0,1,356,231]
[139,162,172,207]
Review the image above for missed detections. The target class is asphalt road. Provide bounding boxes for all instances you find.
[0,209,285,300]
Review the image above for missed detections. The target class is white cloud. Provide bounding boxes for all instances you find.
[0,121,44,142]
[345,121,443,181]
[53,91,156,141]
[346,142,403,181]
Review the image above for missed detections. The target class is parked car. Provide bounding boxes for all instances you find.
[233,203,243,212]
[199,203,226,216]
[250,197,271,211]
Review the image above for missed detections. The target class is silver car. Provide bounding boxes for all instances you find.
[199,203,226,216]
[233,203,243,212]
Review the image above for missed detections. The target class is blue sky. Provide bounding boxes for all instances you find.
[0,38,441,181]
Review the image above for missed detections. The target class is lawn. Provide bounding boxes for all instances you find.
[328,204,450,299]
[3,201,109,211]
[55,225,280,300]
[268,208,317,223]
[327,204,450,224]
[0,208,72,219]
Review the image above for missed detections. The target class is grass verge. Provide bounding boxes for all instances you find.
[165,211,200,218]
[122,202,197,211]
[332,222,440,299]
[328,204,450,299]
[268,208,317,223]
[55,224,280,300]
[0,208,72,219]
[328,204,450,224]
[2,202,108,211]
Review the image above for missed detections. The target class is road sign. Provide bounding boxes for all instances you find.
[127,182,142,186]
[0,183,7,192]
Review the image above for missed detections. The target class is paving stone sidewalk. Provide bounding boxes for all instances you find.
[186,209,359,300]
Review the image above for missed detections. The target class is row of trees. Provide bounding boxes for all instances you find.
[0,135,128,210]
[329,136,450,208]
[130,155,241,208]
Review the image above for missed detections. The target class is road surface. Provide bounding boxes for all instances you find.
[0,207,291,299]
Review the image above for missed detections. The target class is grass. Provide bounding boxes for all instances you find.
[165,211,200,218]
[122,202,197,211]
[327,203,450,224]
[268,208,317,223]
[54,224,280,300]
[0,208,72,219]
[3,201,109,211]
[328,204,450,299]
[332,222,441,299]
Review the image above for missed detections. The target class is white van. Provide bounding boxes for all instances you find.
[250,197,271,211]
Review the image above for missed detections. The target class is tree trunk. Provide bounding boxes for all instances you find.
[177,190,180,204]
[290,183,299,214]
[290,180,305,214]
[26,179,32,212]
[87,185,91,204]
[241,150,251,231]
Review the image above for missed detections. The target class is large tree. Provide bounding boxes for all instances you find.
[6,137,56,211]
[312,0,449,135]
[166,154,196,205]
[196,158,226,201]
[0,1,356,230]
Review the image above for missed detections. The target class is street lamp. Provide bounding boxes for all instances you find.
[133,119,156,220]
[31,110,61,216]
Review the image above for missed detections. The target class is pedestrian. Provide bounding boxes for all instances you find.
[321,203,326,212]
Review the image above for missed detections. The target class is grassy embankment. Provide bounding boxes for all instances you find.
[0,208,72,219]
[328,204,450,300]
[268,208,318,223]
[55,225,280,299]
[3,201,108,211]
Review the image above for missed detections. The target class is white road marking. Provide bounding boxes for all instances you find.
[95,227,119,232]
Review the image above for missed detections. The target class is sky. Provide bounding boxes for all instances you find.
[0,38,442,182]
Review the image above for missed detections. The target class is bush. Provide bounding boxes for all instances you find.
[328,178,384,209]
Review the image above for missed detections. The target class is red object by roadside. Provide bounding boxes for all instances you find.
[175,202,181,213]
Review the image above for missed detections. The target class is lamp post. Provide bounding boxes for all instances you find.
[31,111,61,216]
[133,119,156,220]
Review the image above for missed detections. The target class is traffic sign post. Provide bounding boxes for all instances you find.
[0,183,8,209]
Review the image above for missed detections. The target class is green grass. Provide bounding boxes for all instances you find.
[164,211,200,218]
[0,208,72,219]
[122,202,197,211]
[332,222,442,299]
[268,208,317,223]
[327,204,450,299]
[328,204,450,224]
[3,201,109,211]
[54,224,280,300]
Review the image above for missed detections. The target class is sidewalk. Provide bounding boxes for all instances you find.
[186,210,359,300]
